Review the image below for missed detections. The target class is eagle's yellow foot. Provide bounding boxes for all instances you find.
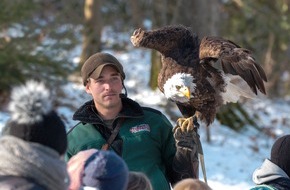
[176,115,200,132]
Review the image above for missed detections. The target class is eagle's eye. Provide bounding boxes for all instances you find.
[175,85,181,90]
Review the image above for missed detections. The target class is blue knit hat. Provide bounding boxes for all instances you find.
[82,150,129,190]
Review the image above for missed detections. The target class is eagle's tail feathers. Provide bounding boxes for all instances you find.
[222,74,256,104]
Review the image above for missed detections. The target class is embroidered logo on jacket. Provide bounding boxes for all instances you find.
[130,124,151,133]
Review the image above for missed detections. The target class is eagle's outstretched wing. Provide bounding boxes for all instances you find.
[199,36,268,95]
[131,25,268,128]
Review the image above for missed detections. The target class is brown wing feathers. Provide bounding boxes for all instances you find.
[200,36,267,95]
[130,25,267,126]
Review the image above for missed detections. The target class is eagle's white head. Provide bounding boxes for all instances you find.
[163,73,196,103]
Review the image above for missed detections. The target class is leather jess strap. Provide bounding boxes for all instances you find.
[101,118,124,150]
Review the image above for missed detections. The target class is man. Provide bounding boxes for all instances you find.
[250,135,290,190]
[66,52,198,190]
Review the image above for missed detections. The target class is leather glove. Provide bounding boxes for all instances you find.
[171,120,200,180]
[173,124,199,152]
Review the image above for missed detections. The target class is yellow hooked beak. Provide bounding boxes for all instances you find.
[180,86,191,99]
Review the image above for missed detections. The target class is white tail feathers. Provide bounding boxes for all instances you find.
[222,74,256,104]
[8,80,52,124]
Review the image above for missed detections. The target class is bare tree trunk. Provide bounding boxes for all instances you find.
[152,0,168,26]
[170,0,222,36]
[191,0,222,36]
[128,0,144,28]
[263,32,277,96]
[80,0,103,66]
[170,0,184,24]
[149,0,169,90]
[149,50,162,89]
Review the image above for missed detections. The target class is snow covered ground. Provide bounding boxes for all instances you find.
[1,30,290,190]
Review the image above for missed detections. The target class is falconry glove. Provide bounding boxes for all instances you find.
[172,120,200,180]
[173,124,199,151]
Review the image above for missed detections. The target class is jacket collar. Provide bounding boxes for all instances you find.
[73,97,144,124]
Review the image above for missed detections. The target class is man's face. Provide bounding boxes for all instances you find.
[85,65,123,109]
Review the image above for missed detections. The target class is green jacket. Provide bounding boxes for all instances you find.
[66,98,179,190]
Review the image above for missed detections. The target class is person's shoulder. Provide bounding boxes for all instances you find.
[250,184,277,190]
[67,122,94,136]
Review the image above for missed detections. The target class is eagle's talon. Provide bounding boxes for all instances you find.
[181,119,189,132]
[176,118,185,128]
[177,116,199,132]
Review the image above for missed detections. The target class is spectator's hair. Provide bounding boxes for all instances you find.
[127,171,153,190]
[173,178,212,190]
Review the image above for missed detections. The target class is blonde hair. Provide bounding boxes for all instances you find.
[127,171,153,190]
[173,178,212,190]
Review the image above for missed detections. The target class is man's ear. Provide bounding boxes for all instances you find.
[85,81,92,94]
[85,87,91,94]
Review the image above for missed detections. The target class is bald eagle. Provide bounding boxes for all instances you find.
[130,25,267,130]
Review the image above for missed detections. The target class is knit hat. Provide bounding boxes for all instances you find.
[82,150,129,190]
[2,80,67,155]
[67,149,98,190]
[270,134,290,177]
[81,52,126,86]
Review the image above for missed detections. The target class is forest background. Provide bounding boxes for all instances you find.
[1,0,290,143]
[1,1,290,188]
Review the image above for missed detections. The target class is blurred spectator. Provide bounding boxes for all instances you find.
[250,135,290,190]
[127,171,153,190]
[0,80,69,190]
[68,149,129,190]
[67,149,98,190]
[173,178,212,190]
